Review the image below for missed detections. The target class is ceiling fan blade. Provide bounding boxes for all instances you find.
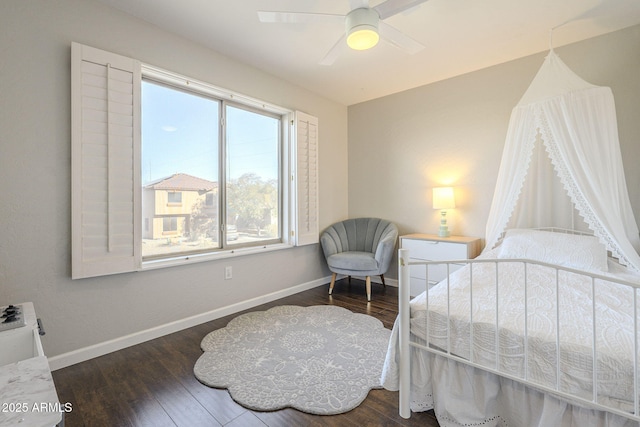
[373,0,429,20]
[319,34,347,66]
[258,11,344,24]
[379,21,425,54]
[349,0,369,10]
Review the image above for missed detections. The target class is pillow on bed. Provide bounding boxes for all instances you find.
[498,229,608,272]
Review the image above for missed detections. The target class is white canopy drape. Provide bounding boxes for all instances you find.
[485,50,640,271]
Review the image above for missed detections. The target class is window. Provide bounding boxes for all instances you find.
[163,217,178,233]
[141,79,282,260]
[225,105,281,246]
[71,43,318,279]
[167,192,182,205]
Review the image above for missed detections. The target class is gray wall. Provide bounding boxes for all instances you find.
[0,0,348,360]
[2,0,639,364]
[348,24,640,277]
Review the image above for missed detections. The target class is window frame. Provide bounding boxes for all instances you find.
[139,64,294,271]
[166,191,182,206]
[162,216,179,234]
[71,43,317,279]
[221,101,283,250]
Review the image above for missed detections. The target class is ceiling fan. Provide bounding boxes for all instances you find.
[258,0,428,65]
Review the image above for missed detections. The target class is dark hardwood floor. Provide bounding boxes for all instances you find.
[52,278,440,426]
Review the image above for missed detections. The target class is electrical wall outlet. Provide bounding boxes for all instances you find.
[225,266,232,280]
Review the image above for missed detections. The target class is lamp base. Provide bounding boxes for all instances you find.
[438,210,450,237]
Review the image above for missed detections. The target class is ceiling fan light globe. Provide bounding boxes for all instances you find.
[345,7,380,51]
[347,27,379,50]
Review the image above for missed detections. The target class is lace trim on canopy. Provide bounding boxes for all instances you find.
[486,110,539,250]
[536,107,638,271]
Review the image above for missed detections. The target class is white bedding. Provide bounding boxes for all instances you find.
[382,249,640,426]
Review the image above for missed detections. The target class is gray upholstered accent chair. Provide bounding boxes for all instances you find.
[320,218,398,301]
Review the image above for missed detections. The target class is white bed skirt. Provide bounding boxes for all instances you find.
[381,319,638,427]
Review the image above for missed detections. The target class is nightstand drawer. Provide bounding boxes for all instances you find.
[402,238,468,260]
[400,234,482,297]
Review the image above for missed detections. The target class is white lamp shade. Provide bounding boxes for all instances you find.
[433,187,455,210]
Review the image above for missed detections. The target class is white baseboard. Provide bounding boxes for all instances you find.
[48,277,330,371]
[386,277,399,287]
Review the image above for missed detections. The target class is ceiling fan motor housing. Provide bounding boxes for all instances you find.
[346,8,380,50]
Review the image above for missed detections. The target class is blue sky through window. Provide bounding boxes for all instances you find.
[142,81,219,185]
[142,81,280,185]
[226,105,279,183]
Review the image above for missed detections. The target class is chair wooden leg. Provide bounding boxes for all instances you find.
[329,273,337,295]
[366,276,372,301]
[380,274,386,287]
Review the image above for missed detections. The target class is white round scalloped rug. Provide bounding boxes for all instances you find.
[194,305,391,415]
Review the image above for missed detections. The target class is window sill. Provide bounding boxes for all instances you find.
[140,242,294,271]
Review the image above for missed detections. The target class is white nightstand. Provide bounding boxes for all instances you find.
[400,234,483,297]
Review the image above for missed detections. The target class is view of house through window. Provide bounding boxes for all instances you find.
[141,79,282,260]
[226,105,280,246]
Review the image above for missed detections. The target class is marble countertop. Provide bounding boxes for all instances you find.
[0,303,62,427]
[0,356,62,427]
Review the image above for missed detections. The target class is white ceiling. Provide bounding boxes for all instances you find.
[96,0,640,105]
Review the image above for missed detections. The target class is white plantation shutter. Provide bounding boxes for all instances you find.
[71,43,141,279]
[294,111,319,246]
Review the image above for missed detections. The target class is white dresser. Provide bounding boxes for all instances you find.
[400,234,482,297]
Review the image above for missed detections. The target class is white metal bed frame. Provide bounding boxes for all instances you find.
[397,248,640,422]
